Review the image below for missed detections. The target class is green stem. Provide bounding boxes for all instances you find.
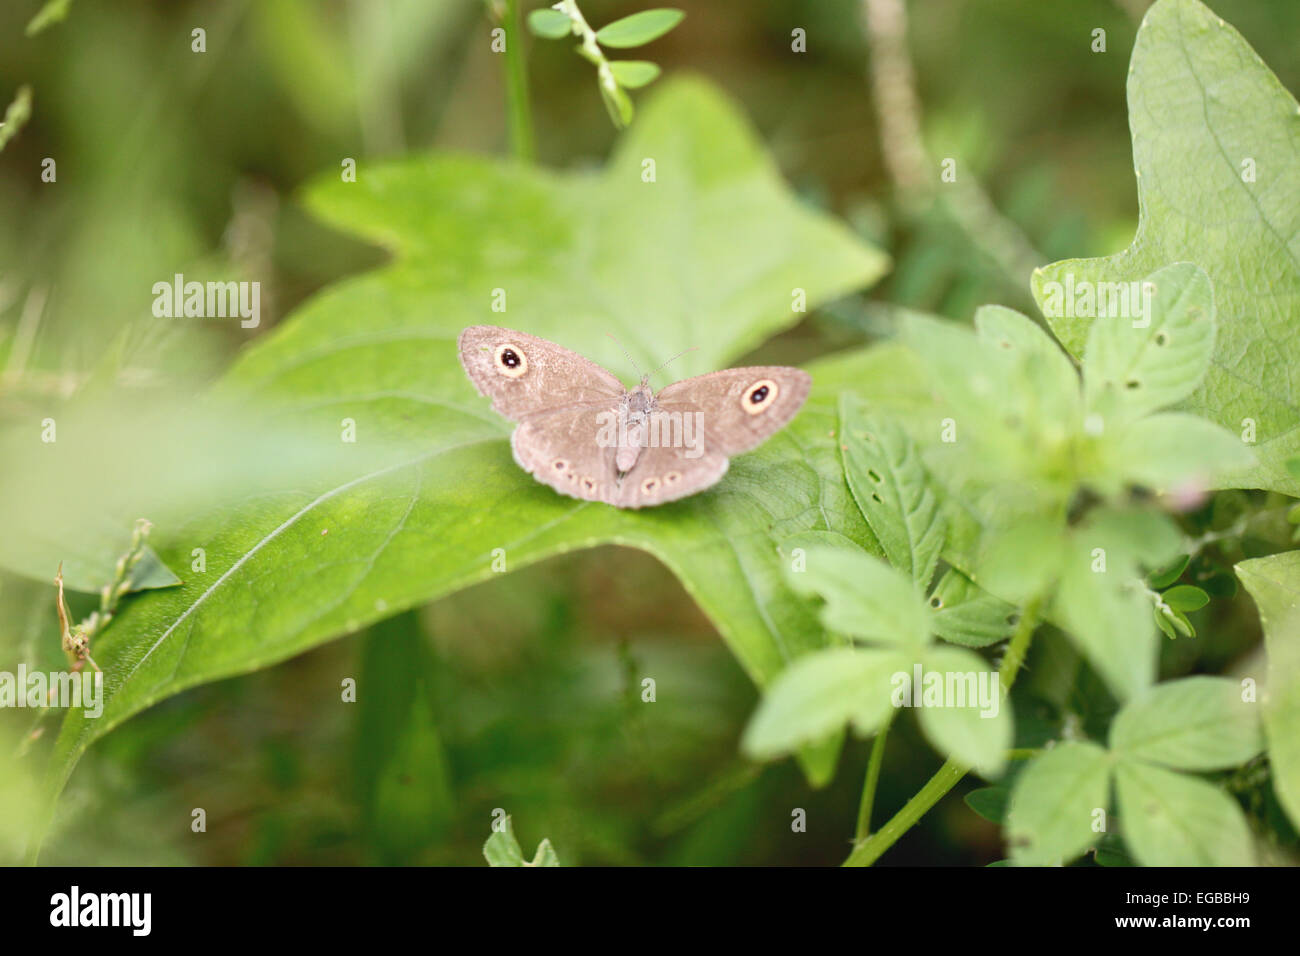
[843,595,1043,866]
[855,712,893,841]
[502,0,535,161]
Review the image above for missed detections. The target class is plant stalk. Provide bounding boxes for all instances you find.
[502,0,535,161]
[843,595,1043,866]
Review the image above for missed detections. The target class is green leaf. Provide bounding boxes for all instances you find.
[1006,741,1112,866]
[973,304,1080,434]
[0,86,32,153]
[1114,761,1253,866]
[1104,412,1254,492]
[484,816,560,867]
[964,786,1009,824]
[914,646,1012,778]
[1093,831,1135,867]
[1110,676,1263,771]
[1079,262,1215,425]
[595,8,684,48]
[32,78,891,835]
[785,544,933,649]
[1236,550,1300,830]
[5,518,183,596]
[599,77,634,128]
[1147,554,1190,590]
[526,8,571,39]
[1161,585,1208,613]
[608,60,662,90]
[972,515,1065,605]
[1030,0,1300,495]
[930,569,1016,649]
[1053,518,1168,702]
[741,647,905,760]
[840,395,945,589]
[897,314,1039,488]
[26,0,73,36]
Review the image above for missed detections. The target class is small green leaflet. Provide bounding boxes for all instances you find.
[483,816,560,867]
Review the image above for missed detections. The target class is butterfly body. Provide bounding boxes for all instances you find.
[458,325,811,508]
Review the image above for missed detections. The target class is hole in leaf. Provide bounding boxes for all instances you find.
[1125,379,1141,390]
[867,469,883,484]
[930,596,943,608]
[1154,331,1169,346]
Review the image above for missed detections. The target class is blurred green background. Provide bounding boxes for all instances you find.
[1,0,1297,865]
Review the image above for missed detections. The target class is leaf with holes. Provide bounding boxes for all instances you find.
[1031,0,1300,495]
[840,394,946,589]
[1079,262,1215,426]
[929,569,1016,649]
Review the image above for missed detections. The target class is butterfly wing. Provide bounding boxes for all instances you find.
[512,406,731,508]
[458,325,627,422]
[608,441,730,508]
[655,366,812,457]
[511,406,624,504]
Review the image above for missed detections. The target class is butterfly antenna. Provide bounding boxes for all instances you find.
[605,333,646,381]
[647,346,698,382]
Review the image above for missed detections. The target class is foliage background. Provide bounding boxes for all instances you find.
[1,0,1297,865]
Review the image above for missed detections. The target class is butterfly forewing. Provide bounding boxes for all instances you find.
[458,325,626,422]
[656,367,812,457]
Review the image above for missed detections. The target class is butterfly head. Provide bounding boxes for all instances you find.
[628,382,654,413]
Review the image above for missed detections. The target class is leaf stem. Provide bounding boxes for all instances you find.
[855,713,893,840]
[502,0,535,161]
[843,595,1043,866]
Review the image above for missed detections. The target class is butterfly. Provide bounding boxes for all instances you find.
[458,326,811,508]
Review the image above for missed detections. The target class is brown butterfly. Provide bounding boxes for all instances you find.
[458,326,812,508]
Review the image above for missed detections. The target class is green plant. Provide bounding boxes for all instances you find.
[527,2,683,127]
[2,0,1296,869]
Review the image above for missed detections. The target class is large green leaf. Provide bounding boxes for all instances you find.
[1114,761,1254,866]
[1006,741,1112,867]
[1031,0,1300,495]
[33,78,892,840]
[1236,550,1300,830]
[1109,676,1263,772]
